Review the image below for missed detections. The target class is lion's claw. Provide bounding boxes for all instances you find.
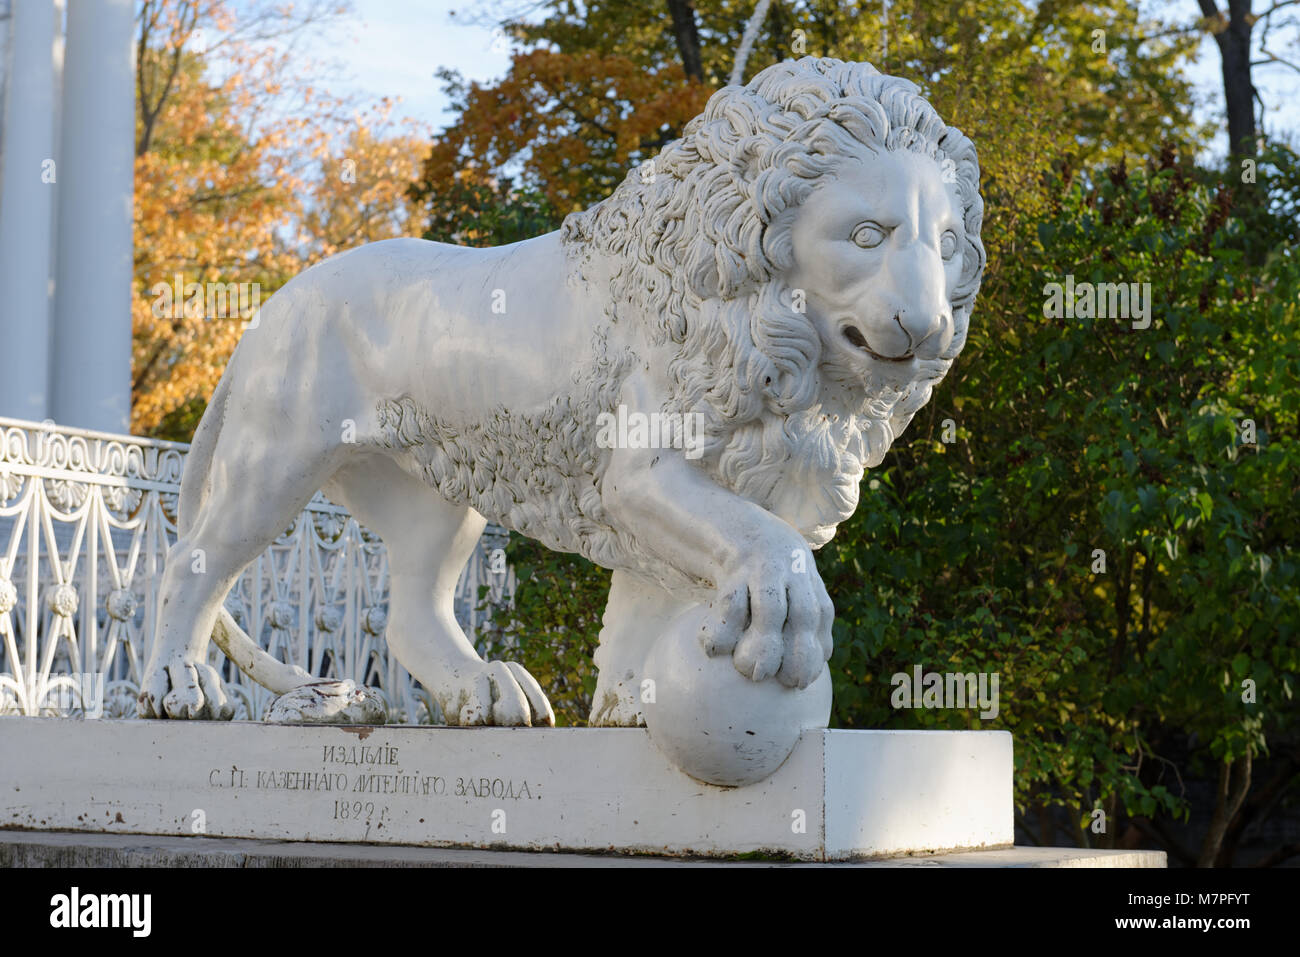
[138,659,234,720]
[438,660,554,727]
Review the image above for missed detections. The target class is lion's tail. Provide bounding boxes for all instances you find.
[211,608,313,695]
[176,359,314,696]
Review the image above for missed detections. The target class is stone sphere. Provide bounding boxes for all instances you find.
[642,603,831,787]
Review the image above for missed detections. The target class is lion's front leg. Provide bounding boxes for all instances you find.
[600,385,833,691]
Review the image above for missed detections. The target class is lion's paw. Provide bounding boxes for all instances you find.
[735,624,827,691]
[589,676,645,727]
[436,660,555,727]
[137,659,234,720]
[701,558,835,690]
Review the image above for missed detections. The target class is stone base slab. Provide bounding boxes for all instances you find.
[0,830,1166,867]
[1,718,1013,861]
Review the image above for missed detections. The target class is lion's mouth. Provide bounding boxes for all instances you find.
[864,345,914,363]
[841,323,914,363]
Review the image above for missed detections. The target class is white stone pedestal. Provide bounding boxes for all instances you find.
[0,719,1012,861]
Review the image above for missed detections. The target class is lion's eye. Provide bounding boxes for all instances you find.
[851,222,887,249]
[940,230,959,261]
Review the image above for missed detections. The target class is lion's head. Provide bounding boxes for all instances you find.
[564,57,986,545]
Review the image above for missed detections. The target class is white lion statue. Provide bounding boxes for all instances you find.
[139,57,985,781]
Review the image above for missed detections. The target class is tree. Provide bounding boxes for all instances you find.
[298,100,430,262]
[411,170,559,249]
[1192,0,1300,163]
[666,0,706,82]
[132,0,426,439]
[820,143,1300,866]
[412,1,1206,265]
[429,2,1300,862]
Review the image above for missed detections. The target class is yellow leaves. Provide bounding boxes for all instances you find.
[299,104,428,262]
[131,0,426,438]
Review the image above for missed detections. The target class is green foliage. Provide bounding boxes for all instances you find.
[150,396,209,443]
[820,142,1300,839]
[475,144,1300,848]
[410,173,561,248]
[475,535,610,726]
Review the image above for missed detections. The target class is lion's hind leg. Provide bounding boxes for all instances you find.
[323,456,554,727]
[590,571,693,726]
[139,424,338,719]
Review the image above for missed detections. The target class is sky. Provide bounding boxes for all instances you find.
[300,0,1298,163]
[300,0,521,131]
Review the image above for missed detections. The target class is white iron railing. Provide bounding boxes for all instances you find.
[0,416,513,722]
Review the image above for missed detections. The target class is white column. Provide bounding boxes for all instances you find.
[51,0,135,433]
[0,4,10,153]
[0,0,60,423]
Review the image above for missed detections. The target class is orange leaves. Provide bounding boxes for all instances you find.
[415,48,711,217]
[131,0,426,438]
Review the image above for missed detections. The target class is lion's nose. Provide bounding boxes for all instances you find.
[896,309,952,358]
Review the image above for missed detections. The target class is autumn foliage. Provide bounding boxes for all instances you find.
[132,0,426,438]
[414,49,710,218]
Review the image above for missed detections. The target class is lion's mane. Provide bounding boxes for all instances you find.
[378,58,987,584]
[563,56,986,541]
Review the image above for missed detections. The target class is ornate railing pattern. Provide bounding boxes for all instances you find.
[0,417,513,722]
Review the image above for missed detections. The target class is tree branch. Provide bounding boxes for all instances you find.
[730,0,773,86]
[1255,844,1300,868]
[137,1,196,157]
[1251,53,1300,72]
[1198,752,1253,867]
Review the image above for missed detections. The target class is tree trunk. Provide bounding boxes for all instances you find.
[730,0,773,86]
[1216,753,1297,866]
[666,0,704,83]
[1198,752,1252,867]
[1197,0,1257,161]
